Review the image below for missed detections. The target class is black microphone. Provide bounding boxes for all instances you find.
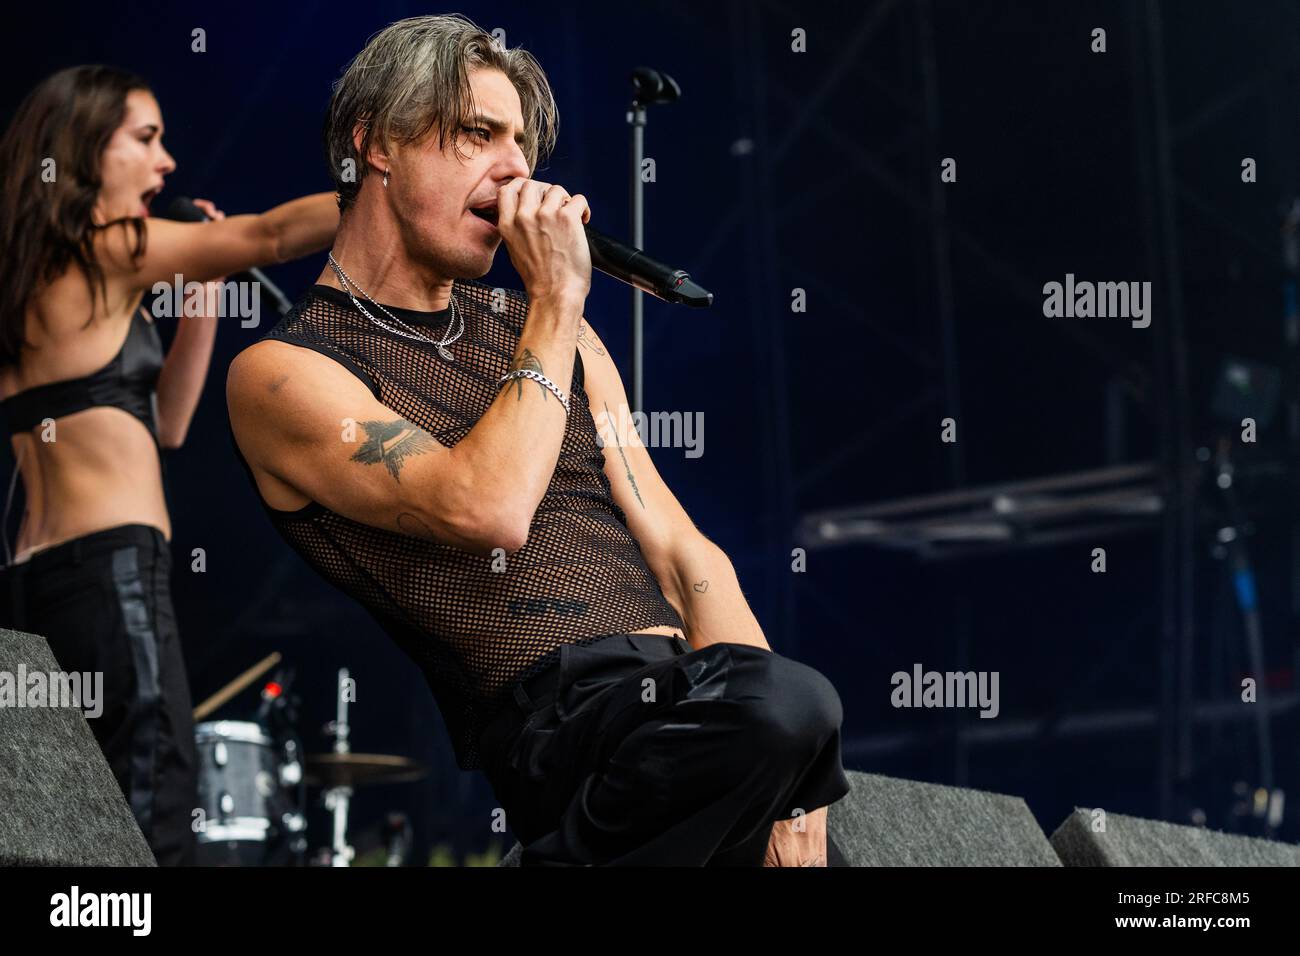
[164,196,294,316]
[584,224,713,308]
[631,66,681,106]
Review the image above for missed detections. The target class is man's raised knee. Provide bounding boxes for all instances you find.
[729,651,842,755]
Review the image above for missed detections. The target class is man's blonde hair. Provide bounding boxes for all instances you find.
[324,14,559,211]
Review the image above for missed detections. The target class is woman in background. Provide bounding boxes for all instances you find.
[0,64,338,864]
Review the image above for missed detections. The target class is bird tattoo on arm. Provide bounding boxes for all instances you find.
[350,419,439,481]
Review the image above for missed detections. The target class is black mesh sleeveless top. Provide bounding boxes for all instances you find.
[233,281,686,769]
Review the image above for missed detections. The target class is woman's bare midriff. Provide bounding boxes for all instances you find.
[7,408,170,562]
[2,281,171,562]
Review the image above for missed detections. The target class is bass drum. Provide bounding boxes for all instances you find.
[194,720,302,865]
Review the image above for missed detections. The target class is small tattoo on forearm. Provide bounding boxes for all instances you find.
[577,321,605,356]
[603,400,644,508]
[693,580,709,593]
[396,511,439,540]
[351,419,437,480]
[505,347,549,402]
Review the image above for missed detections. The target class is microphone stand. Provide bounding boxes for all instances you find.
[627,67,681,415]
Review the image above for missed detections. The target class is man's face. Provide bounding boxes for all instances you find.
[388,66,531,279]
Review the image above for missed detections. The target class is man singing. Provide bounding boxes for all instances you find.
[227,13,851,866]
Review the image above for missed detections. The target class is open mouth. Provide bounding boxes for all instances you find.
[469,206,498,225]
[140,187,162,211]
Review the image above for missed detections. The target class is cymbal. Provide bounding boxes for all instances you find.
[303,753,430,788]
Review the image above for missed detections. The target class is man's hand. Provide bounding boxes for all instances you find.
[763,806,828,867]
[495,178,592,305]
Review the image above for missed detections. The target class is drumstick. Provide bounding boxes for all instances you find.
[193,651,282,721]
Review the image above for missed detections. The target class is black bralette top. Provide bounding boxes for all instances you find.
[0,308,163,444]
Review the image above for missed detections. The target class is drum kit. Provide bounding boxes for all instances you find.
[190,653,429,866]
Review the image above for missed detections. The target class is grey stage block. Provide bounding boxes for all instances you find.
[498,768,1061,866]
[826,769,1060,866]
[1051,808,1300,866]
[498,841,523,867]
[0,628,155,866]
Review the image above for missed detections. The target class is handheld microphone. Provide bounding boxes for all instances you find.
[165,196,294,316]
[583,224,713,308]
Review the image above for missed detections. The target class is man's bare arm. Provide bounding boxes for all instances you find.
[227,302,580,556]
[228,341,493,553]
[576,318,768,651]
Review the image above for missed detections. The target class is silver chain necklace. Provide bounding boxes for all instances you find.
[327,253,464,362]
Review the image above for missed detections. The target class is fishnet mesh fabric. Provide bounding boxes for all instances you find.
[250,281,686,769]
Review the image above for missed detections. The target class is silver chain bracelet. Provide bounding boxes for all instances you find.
[497,369,571,415]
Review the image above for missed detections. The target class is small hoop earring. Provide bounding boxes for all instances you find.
[383,169,390,188]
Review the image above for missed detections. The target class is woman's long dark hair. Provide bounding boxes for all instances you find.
[0,65,152,367]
